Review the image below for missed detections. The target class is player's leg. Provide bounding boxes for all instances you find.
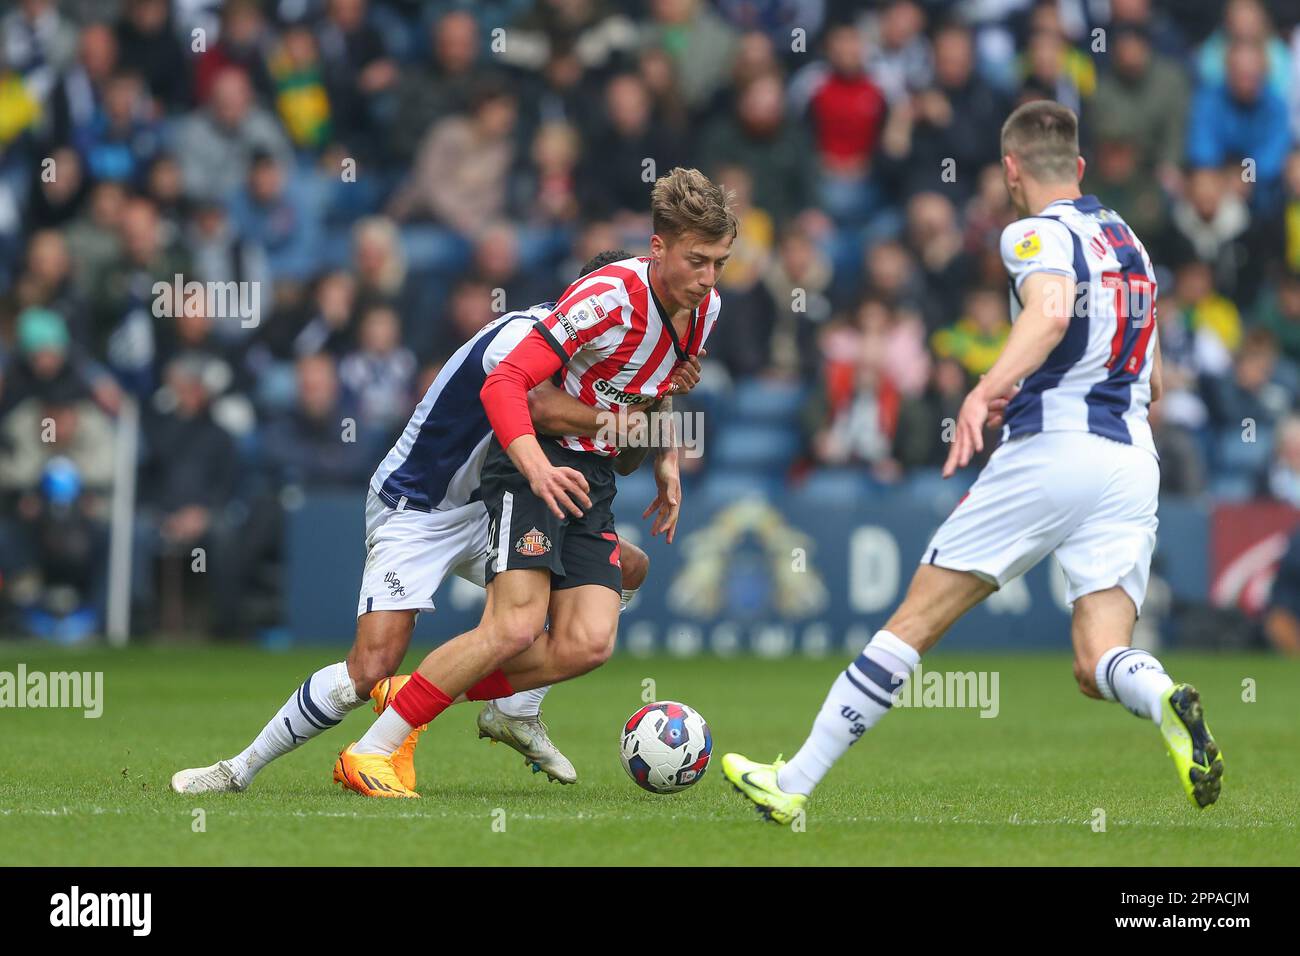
[492,536,648,718]
[476,538,646,782]
[335,567,553,796]
[725,435,1069,822]
[723,565,996,822]
[169,608,416,794]
[170,492,446,794]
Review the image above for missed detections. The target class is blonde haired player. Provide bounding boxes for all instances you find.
[723,101,1224,823]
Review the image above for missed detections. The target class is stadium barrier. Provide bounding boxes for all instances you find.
[285,484,1217,652]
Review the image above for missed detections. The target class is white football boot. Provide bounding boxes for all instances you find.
[170,760,246,794]
[476,700,577,784]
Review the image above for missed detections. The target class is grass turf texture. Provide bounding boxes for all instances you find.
[0,646,1295,866]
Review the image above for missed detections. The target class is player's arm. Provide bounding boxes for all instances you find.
[639,396,683,542]
[943,271,1073,477]
[528,380,607,437]
[481,330,592,519]
[1149,330,1164,403]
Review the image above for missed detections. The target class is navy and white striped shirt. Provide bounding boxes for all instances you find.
[369,304,551,512]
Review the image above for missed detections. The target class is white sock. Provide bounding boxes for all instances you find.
[778,630,920,796]
[353,706,415,756]
[495,685,550,718]
[1095,646,1173,722]
[228,661,363,786]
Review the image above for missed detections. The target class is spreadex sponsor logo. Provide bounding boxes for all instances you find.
[594,379,656,405]
[50,886,151,936]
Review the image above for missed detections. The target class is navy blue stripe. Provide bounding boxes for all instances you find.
[843,666,894,710]
[295,691,329,731]
[1002,219,1091,438]
[380,315,527,511]
[298,676,341,728]
[366,596,373,613]
[1083,216,1151,444]
[853,652,905,697]
[1105,648,1144,692]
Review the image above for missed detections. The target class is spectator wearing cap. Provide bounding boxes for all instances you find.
[0,307,117,419]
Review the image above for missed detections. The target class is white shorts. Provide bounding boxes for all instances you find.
[356,490,490,617]
[922,431,1159,611]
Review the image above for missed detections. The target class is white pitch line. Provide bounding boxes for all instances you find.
[0,805,1293,830]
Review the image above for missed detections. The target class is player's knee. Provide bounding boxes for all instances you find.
[620,541,649,592]
[348,647,403,698]
[566,618,617,675]
[488,606,547,658]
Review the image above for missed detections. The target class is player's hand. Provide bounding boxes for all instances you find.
[668,349,706,395]
[529,464,591,519]
[643,451,682,543]
[985,381,1019,431]
[943,387,990,479]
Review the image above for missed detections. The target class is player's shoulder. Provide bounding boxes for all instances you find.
[999,215,1074,264]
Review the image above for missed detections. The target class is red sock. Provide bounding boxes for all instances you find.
[390,672,452,726]
[466,669,515,701]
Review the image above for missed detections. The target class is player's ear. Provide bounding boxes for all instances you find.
[1076,155,1086,183]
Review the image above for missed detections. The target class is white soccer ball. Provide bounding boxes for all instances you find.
[619,701,712,793]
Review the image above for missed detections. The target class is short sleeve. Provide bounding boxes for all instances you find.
[533,275,632,364]
[999,218,1077,292]
[479,316,535,373]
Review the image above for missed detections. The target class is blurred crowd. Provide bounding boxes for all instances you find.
[2,0,1300,639]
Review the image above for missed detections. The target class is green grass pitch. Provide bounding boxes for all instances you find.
[0,645,1295,866]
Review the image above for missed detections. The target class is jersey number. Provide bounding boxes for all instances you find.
[1100,270,1157,375]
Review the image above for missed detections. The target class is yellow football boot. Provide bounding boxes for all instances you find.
[333,742,419,798]
[370,675,427,791]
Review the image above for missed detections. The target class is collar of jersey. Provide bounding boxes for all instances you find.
[647,268,696,362]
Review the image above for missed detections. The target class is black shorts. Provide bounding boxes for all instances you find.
[480,439,621,593]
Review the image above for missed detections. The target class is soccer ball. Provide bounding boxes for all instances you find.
[619,701,712,793]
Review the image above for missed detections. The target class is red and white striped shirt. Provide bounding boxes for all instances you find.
[533,256,721,455]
